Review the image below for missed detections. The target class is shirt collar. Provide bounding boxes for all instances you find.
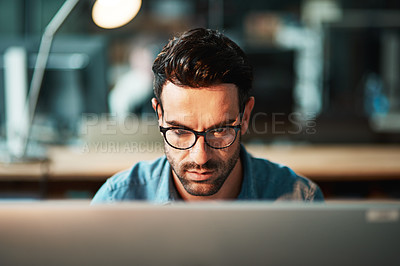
[154,157,178,204]
[237,144,257,200]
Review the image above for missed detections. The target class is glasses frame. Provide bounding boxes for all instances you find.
[155,103,244,150]
[159,124,241,150]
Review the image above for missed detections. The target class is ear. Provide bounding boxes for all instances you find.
[240,97,255,135]
[151,97,162,123]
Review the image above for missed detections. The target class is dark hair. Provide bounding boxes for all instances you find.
[152,28,253,112]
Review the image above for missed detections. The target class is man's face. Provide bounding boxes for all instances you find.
[154,82,248,197]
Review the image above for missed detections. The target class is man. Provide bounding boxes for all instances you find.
[92,28,324,203]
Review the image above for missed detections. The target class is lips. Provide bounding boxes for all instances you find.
[186,170,214,181]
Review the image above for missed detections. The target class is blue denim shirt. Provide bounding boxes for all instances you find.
[91,145,324,204]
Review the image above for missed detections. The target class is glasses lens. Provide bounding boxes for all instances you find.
[206,127,237,148]
[165,129,196,149]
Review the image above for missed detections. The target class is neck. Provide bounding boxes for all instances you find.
[173,159,243,201]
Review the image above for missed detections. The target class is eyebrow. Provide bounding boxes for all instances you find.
[165,118,238,131]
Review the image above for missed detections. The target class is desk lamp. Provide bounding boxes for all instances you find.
[3,0,142,162]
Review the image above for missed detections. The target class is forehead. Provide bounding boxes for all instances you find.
[160,82,239,126]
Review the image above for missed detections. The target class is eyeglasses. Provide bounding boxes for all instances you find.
[159,120,242,150]
[160,125,241,150]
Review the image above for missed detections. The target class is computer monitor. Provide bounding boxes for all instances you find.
[0,35,109,144]
[246,48,295,116]
[0,201,399,266]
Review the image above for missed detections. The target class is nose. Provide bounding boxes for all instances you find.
[189,135,211,165]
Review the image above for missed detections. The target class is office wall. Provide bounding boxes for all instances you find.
[1,0,400,144]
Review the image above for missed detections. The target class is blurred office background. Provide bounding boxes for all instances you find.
[0,0,400,200]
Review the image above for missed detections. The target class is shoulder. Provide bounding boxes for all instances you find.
[109,156,168,188]
[242,147,324,201]
[91,156,169,203]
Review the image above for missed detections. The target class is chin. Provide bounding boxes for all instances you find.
[184,183,221,197]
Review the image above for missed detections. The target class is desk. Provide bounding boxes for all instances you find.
[246,144,400,181]
[1,144,400,198]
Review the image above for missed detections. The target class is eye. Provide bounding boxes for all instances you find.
[209,127,229,137]
[170,129,192,136]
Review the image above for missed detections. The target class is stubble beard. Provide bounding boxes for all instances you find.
[165,143,241,197]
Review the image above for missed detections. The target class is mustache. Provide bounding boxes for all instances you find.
[181,160,220,171]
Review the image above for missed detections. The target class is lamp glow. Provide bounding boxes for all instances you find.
[92,0,142,29]
[4,0,141,162]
